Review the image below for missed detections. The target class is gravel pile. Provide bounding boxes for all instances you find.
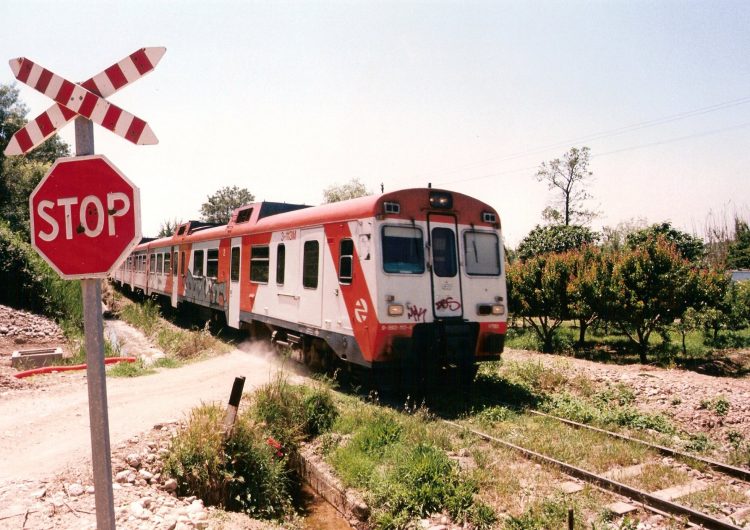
[0,305,65,346]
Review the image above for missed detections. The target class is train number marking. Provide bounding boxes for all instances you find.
[354,298,368,323]
[280,230,297,241]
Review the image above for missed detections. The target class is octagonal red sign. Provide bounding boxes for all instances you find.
[29,155,141,279]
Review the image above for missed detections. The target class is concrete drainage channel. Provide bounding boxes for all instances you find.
[293,446,369,529]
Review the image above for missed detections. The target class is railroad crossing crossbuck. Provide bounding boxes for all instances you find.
[4,47,166,156]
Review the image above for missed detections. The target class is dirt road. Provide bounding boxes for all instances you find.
[0,346,300,485]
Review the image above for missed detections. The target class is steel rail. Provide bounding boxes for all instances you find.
[525,409,750,483]
[443,420,743,530]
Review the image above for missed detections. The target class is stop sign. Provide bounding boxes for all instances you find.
[29,155,141,279]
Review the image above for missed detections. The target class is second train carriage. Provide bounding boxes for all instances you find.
[112,188,507,382]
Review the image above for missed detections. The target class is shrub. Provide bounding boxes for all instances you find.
[251,376,337,448]
[163,404,292,519]
[0,220,82,331]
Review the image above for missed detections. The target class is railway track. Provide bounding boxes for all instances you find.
[442,415,750,529]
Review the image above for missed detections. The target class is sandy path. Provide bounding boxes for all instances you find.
[0,347,298,484]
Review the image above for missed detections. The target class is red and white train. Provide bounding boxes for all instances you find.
[112,188,507,384]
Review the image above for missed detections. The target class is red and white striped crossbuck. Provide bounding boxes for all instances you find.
[4,47,166,156]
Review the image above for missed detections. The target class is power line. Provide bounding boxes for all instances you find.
[437,120,750,186]
[423,95,750,181]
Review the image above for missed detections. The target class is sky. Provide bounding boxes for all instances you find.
[1,0,748,246]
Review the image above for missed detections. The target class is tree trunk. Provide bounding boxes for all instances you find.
[637,328,648,363]
[577,319,587,346]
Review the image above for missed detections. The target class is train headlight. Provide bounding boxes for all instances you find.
[388,304,404,316]
[477,304,505,316]
[429,191,453,209]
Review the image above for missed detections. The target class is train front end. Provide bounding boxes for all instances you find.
[360,189,507,385]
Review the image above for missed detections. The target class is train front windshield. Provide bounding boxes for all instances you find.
[382,226,425,274]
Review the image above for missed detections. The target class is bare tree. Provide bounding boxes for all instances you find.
[536,146,596,226]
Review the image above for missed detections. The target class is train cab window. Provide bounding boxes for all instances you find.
[303,241,319,289]
[339,239,353,284]
[431,227,457,277]
[149,253,156,273]
[276,244,285,285]
[164,252,171,275]
[230,247,240,282]
[157,253,163,274]
[193,250,204,277]
[180,252,185,275]
[464,231,501,276]
[172,252,178,275]
[206,249,219,278]
[250,245,269,283]
[382,226,425,274]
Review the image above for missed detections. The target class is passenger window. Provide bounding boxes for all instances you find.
[303,241,319,289]
[172,252,178,275]
[464,231,501,275]
[382,226,424,274]
[164,252,171,275]
[250,245,269,283]
[180,252,185,275]
[149,253,156,273]
[193,250,204,276]
[231,247,240,282]
[206,249,219,278]
[276,244,285,285]
[432,227,457,277]
[339,239,353,284]
[156,253,163,274]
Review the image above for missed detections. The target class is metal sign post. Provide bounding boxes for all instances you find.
[76,116,116,530]
[4,48,165,530]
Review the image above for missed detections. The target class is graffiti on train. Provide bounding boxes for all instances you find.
[184,271,227,307]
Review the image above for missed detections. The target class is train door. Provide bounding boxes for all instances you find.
[427,213,463,319]
[228,238,241,328]
[171,247,178,307]
[298,228,324,327]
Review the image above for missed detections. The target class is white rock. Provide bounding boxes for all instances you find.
[67,483,85,496]
[139,469,154,481]
[126,453,142,468]
[163,478,178,492]
[115,470,131,483]
[30,487,46,499]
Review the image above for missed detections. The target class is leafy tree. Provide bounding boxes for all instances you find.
[727,219,750,269]
[516,224,599,261]
[0,83,70,236]
[0,219,81,326]
[507,252,573,353]
[322,177,371,203]
[602,237,705,362]
[535,146,596,226]
[626,222,705,263]
[200,186,254,224]
[567,246,609,346]
[157,218,183,238]
[600,217,648,253]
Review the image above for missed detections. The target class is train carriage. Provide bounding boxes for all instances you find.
[112,188,507,384]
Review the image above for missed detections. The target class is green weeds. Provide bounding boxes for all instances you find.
[163,403,293,519]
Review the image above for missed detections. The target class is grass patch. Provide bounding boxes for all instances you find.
[163,403,293,520]
[117,298,230,361]
[250,375,338,450]
[107,359,154,377]
[622,462,689,492]
[327,397,495,529]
